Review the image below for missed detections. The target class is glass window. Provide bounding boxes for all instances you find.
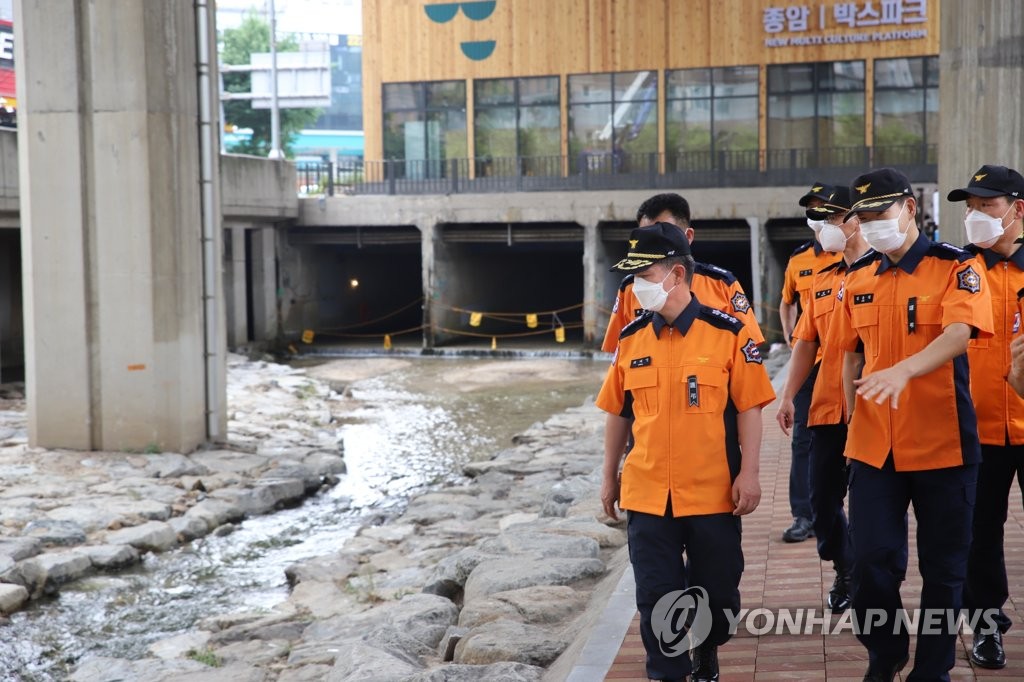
[568,70,658,174]
[767,61,865,169]
[873,56,938,166]
[666,66,758,172]
[382,81,466,178]
[473,76,560,176]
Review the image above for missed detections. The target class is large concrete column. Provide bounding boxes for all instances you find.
[938,0,1024,246]
[746,217,766,327]
[582,221,601,346]
[16,1,223,451]
[420,220,439,348]
[224,225,248,348]
[250,226,279,342]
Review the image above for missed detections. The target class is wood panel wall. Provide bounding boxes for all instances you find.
[363,0,941,161]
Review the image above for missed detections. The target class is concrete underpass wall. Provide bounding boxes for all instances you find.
[0,229,21,377]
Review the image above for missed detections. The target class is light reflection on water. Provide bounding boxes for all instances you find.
[0,357,606,681]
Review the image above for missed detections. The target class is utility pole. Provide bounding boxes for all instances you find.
[267,0,283,159]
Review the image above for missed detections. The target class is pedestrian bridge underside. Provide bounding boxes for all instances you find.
[284,186,938,350]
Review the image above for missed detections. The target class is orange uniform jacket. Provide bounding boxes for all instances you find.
[783,240,842,360]
[596,296,775,517]
[791,258,861,427]
[829,234,994,471]
[601,262,764,352]
[965,245,1024,445]
[782,240,843,313]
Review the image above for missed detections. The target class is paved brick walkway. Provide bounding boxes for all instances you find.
[605,401,1024,681]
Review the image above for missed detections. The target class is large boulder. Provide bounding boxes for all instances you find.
[453,619,568,667]
[462,556,605,604]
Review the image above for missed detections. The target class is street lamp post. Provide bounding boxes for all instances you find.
[267,0,283,159]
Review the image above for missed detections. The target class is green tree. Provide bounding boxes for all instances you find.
[220,11,321,157]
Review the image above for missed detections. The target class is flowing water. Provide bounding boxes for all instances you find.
[0,356,608,681]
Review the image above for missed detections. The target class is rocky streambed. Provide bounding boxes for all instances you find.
[0,353,617,681]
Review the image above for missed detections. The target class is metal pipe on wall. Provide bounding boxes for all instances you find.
[195,0,222,442]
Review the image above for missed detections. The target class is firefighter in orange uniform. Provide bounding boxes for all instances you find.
[598,223,774,682]
[602,193,763,353]
[830,168,994,681]
[949,165,1024,670]
[779,182,843,543]
[775,185,867,612]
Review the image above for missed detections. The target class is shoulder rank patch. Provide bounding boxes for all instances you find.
[742,339,762,364]
[815,288,833,299]
[853,293,873,305]
[957,265,982,294]
[799,268,813,277]
[611,296,619,314]
[731,291,751,314]
[630,356,651,368]
[709,308,740,324]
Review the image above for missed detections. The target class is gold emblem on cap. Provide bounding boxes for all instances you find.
[975,173,988,182]
[812,185,823,192]
[856,183,871,194]
[629,239,638,248]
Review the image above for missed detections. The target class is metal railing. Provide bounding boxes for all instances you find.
[296,144,936,197]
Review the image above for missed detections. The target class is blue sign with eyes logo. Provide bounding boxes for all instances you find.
[424,1,497,60]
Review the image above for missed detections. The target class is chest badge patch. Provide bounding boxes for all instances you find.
[957,265,981,294]
[731,291,751,314]
[853,293,873,305]
[630,356,652,368]
[815,288,833,299]
[837,281,844,301]
[742,339,762,364]
[799,268,813,277]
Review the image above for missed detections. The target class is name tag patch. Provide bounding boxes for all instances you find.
[799,268,813,277]
[814,288,833,299]
[853,293,874,305]
[630,356,652,368]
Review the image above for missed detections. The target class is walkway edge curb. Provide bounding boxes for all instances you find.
[562,558,637,681]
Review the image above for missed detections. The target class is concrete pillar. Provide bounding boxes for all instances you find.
[224,225,248,348]
[16,1,222,451]
[250,226,279,342]
[938,0,1024,246]
[582,222,601,346]
[419,220,438,348]
[746,217,766,327]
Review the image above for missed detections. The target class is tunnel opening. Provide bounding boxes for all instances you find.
[433,222,584,348]
[0,229,22,382]
[287,226,424,348]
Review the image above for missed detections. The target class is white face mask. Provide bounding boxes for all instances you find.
[806,218,825,235]
[860,203,910,254]
[965,205,1013,248]
[819,221,854,253]
[633,268,677,313]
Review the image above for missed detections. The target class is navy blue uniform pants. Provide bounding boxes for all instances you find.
[848,456,977,681]
[789,363,818,520]
[964,442,1024,635]
[627,499,743,680]
[808,423,852,569]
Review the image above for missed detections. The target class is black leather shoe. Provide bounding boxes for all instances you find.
[782,517,814,542]
[971,630,1006,669]
[862,654,908,682]
[827,565,852,612]
[691,642,719,682]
